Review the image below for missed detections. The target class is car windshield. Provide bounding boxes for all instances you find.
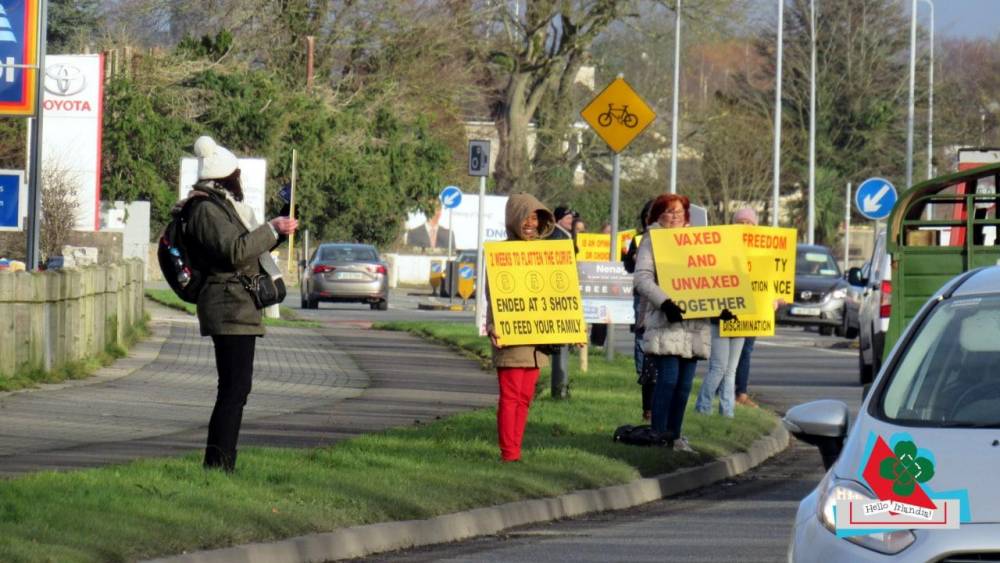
[319,246,377,262]
[796,250,840,277]
[881,295,1000,427]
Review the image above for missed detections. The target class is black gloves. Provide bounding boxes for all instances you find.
[719,309,738,322]
[659,299,685,323]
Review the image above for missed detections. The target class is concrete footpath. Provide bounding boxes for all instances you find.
[0,300,788,562]
[0,301,496,476]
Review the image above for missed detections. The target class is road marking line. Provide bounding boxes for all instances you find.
[755,341,857,356]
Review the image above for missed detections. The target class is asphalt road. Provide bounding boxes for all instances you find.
[291,289,862,563]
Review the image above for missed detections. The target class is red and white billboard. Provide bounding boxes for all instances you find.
[40,54,104,230]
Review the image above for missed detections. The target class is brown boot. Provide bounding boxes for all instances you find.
[736,393,759,408]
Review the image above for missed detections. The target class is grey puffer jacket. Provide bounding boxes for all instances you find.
[633,225,711,359]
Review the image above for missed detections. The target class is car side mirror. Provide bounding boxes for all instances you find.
[847,267,865,286]
[783,400,850,470]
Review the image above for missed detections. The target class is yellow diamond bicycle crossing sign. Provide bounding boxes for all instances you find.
[580,77,656,153]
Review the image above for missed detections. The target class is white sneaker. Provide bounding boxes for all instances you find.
[673,436,694,453]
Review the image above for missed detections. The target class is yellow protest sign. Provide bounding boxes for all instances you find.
[576,233,611,262]
[649,225,754,319]
[618,229,636,255]
[485,239,587,347]
[721,226,797,337]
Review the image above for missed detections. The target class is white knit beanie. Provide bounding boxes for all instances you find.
[194,136,239,180]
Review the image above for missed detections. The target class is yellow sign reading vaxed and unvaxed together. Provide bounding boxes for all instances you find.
[485,239,587,347]
[648,225,797,326]
[649,225,755,319]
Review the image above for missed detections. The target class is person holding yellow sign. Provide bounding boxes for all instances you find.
[485,193,556,463]
[695,207,757,418]
[634,194,711,452]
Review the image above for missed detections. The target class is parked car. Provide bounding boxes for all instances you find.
[300,243,389,310]
[777,244,858,337]
[848,230,891,385]
[785,265,1000,562]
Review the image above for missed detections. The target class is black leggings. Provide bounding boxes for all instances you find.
[204,335,257,471]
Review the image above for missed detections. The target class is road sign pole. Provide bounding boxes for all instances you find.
[25,0,47,270]
[475,175,487,332]
[606,152,621,362]
[844,182,851,272]
[287,148,297,276]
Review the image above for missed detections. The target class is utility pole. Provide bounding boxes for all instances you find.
[905,0,917,190]
[807,0,817,244]
[771,0,784,227]
[669,0,682,194]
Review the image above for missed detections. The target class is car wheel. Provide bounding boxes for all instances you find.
[376,299,388,311]
[819,325,834,336]
[859,349,874,385]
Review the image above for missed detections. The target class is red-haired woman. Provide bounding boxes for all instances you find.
[633,194,711,452]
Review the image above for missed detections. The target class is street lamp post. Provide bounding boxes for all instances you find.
[669,0,682,194]
[920,0,934,180]
[808,0,817,244]
[772,0,784,227]
[905,0,917,190]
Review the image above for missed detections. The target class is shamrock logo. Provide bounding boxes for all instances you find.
[879,440,936,497]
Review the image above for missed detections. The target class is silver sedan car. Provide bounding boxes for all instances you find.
[300,243,389,310]
[785,266,1000,561]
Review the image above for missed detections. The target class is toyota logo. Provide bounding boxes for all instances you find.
[44,64,86,97]
[800,291,813,300]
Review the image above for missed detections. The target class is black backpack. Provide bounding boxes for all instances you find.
[157,195,219,304]
[613,424,670,447]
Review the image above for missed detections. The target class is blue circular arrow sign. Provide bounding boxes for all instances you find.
[439,186,463,209]
[855,177,897,221]
[459,265,475,279]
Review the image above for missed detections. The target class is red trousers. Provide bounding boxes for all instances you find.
[496,367,540,461]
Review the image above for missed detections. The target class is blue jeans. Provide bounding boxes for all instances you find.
[695,324,744,417]
[649,354,698,438]
[735,337,756,396]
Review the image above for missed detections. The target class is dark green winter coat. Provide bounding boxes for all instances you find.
[184,182,278,336]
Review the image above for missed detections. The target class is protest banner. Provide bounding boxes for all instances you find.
[579,261,634,324]
[721,226,797,337]
[576,233,610,262]
[485,239,587,346]
[649,225,754,319]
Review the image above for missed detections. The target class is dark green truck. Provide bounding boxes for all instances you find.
[885,161,1000,354]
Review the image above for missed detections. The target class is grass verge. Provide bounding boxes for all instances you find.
[0,321,777,562]
[145,288,322,329]
[0,316,149,393]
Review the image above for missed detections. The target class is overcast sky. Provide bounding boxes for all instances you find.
[934,0,1000,39]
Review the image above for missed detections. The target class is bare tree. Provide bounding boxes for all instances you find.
[40,162,82,261]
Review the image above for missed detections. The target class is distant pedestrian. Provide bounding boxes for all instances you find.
[634,194,710,452]
[486,193,556,462]
[182,135,298,472]
[624,199,656,421]
[694,208,757,418]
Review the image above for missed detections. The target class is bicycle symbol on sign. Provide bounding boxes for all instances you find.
[597,104,638,128]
